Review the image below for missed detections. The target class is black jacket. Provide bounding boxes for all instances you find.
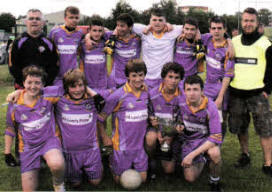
[9,32,59,86]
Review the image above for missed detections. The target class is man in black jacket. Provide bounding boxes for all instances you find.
[229,7,272,176]
[9,9,58,89]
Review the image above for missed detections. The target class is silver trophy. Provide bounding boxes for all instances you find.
[157,117,177,152]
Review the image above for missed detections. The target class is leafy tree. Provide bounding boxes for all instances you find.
[79,14,106,26]
[258,8,271,25]
[186,9,214,33]
[0,13,16,33]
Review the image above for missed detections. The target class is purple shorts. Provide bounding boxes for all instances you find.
[110,148,148,176]
[64,148,102,182]
[20,136,62,173]
[181,138,207,164]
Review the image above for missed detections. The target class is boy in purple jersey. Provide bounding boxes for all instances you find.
[97,59,149,184]
[49,6,83,86]
[4,66,65,192]
[177,75,223,192]
[146,62,185,180]
[174,18,204,79]
[202,16,235,136]
[80,19,113,99]
[105,13,141,88]
[54,69,102,187]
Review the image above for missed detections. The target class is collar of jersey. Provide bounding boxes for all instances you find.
[61,25,79,34]
[186,96,208,114]
[159,83,179,102]
[117,33,137,43]
[124,82,147,98]
[17,90,40,108]
[151,26,168,39]
[212,38,227,48]
[64,93,88,104]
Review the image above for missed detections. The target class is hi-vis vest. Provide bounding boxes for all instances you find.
[230,35,271,90]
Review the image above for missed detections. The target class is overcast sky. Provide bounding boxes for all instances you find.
[1,0,271,18]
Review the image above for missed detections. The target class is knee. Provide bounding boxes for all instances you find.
[162,162,175,174]
[113,175,120,184]
[184,174,197,183]
[145,131,157,148]
[89,178,101,186]
[48,159,65,172]
[207,147,221,164]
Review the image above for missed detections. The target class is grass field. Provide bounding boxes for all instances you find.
[0,64,272,191]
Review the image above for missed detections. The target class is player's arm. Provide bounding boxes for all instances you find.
[215,77,231,109]
[215,55,235,109]
[97,92,120,146]
[226,38,235,59]
[4,105,18,167]
[132,23,147,36]
[263,45,272,98]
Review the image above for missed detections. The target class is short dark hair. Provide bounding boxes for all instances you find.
[116,13,134,27]
[184,17,198,28]
[161,62,184,80]
[125,59,147,77]
[209,16,226,28]
[63,69,87,94]
[64,6,80,17]
[22,65,47,84]
[243,7,258,20]
[150,8,166,18]
[89,19,104,28]
[184,75,204,90]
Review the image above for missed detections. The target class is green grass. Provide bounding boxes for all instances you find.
[1,64,272,191]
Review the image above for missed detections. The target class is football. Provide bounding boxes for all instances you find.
[120,169,142,190]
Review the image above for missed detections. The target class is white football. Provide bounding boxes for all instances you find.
[120,169,142,190]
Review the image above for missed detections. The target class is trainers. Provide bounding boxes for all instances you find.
[262,165,272,176]
[210,182,223,192]
[234,153,250,168]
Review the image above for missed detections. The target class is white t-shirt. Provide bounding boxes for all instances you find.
[133,23,183,80]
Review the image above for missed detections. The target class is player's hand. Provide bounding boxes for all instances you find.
[177,32,185,41]
[149,116,158,127]
[157,131,164,144]
[175,124,184,134]
[5,153,17,167]
[165,23,173,32]
[181,154,194,168]
[164,136,173,145]
[215,96,223,109]
[195,29,201,41]
[102,135,113,147]
[85,33,98,50]
[6,90,22,103]
[143,25,152,35]
[93,94,105,113]
[262,91,268,99]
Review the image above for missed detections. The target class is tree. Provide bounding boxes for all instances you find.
[0,13,16,33]
[110,0,141,28]
[186,9,214,33]
[79,14,106,26]
[258,8,271,25]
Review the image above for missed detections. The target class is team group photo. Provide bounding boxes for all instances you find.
[0,0,272,191]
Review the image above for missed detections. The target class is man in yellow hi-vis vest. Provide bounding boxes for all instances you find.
[228,7,272,176]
